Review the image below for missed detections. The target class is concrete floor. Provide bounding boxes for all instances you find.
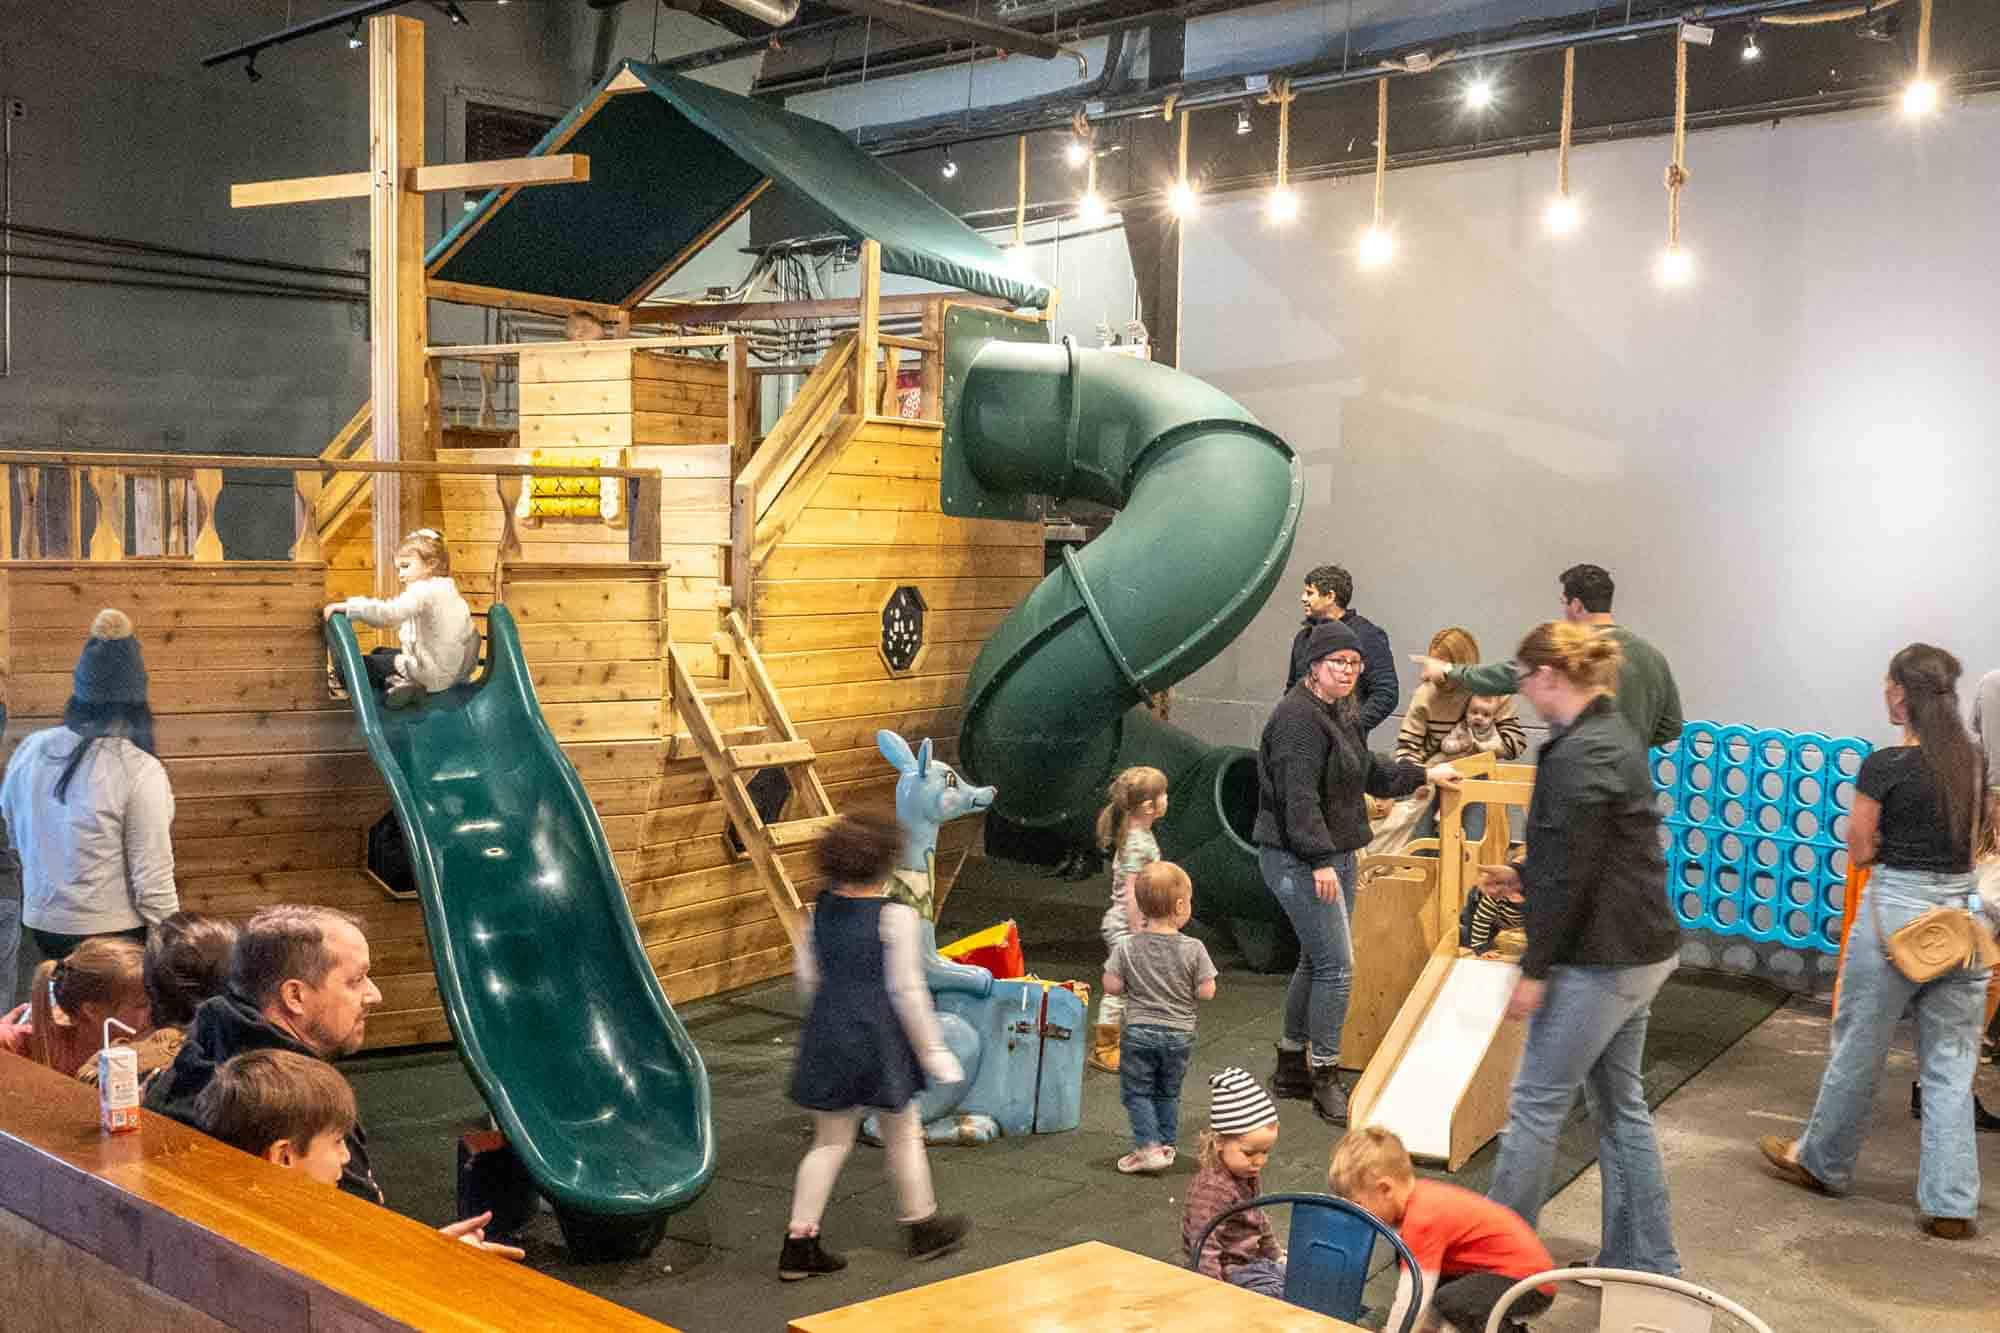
[345,857,1999,1332]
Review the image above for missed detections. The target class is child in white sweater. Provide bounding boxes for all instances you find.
[324,529,480,708]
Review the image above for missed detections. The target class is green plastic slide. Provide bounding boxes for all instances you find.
[327,607,713,1260]
[947,324,1304,968]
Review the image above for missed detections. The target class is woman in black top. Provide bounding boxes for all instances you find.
[1253,618,1460,1124]
[1483,622,1684,1275]
[1759,644,1988,1239]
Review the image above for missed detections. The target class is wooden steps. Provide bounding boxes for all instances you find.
[665,611,839,952]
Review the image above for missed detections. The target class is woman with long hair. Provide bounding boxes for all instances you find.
[0,608,179,962]
[21,937,151,1078]
[1485,621,1684,1274]
[1759,643,1988,1239]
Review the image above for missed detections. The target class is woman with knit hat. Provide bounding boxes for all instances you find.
[1,608,179,962]
[1253,618,1463,1124]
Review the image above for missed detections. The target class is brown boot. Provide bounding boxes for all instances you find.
[1087,1023,1121,1073]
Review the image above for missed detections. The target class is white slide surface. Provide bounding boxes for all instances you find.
[1361,957,1517,1159]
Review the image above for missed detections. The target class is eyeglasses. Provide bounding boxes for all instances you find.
[1324,658,1365,674]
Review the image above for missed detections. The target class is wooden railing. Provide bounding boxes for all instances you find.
[728,333,859,614]
[0,450,661,571]
[314,400,376,546]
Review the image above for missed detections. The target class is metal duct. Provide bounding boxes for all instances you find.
[714,0,801,25]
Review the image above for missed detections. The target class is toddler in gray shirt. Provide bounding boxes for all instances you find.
[1104,861,1218,1175]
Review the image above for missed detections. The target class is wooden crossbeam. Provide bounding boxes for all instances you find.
[230,154,590,208]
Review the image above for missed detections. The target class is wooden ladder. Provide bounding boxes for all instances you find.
[665,610,834,954]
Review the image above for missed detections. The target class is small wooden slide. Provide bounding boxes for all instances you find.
[1348,936,1527,1170]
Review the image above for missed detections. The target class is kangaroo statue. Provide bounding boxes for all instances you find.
[875,728,995,923]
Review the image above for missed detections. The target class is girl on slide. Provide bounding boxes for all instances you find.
[324,528,480,708]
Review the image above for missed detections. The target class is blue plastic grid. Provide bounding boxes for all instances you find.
[1651,722,1871,955]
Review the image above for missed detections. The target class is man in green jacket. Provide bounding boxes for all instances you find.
[1411,564,1684,749]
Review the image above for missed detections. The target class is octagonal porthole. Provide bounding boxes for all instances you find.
[879,585,928,676]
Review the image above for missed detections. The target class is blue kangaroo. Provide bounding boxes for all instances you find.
[863,730,1086,1146]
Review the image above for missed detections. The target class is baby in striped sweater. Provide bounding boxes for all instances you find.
[1463,843,1528,958]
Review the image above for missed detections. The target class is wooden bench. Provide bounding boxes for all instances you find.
[0,1051,675,1332]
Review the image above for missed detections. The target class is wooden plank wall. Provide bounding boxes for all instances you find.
[753,415,1043,866]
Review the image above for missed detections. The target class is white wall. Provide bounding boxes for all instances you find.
[1172,96,2000,752]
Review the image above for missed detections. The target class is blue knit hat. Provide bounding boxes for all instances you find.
[72,608,148,705]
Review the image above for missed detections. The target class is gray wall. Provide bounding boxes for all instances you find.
[1172,96,2000,757]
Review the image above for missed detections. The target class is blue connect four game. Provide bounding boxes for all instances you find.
[1652,723,1872,955]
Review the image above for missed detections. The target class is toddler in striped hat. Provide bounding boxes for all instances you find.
[1182,1067,1286,1298]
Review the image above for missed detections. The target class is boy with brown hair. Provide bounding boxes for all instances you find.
[1330,1127,1556,1332]
[1103,861,1218,1175]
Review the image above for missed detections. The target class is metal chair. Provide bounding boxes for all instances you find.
[1483,1267,1778,1333]
[1189,1191,1422,1332]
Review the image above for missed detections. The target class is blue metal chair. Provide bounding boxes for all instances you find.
[1189,1191,1422,1331]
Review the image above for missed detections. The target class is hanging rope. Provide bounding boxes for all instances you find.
[1916,0,1934,82]
[1258,76,1296,191]
[1665,32,1689,248]
[1558,46,1575,200]
[1014,135,1027,247]
[1372,76,1388,228]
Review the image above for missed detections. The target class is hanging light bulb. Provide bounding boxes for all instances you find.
[1065,137,1089,168]
[941,149,958,180]
[1902,78,1940,117]
[1740,29,1762,62]
[1168,179,1200,219]
[348,21,363,49]
[1464,77,1496,111]
[1235,107,1252,136]
[1656,245,1694,287]
[1265,185,1298,224]
[1544,195,1581,235]
[1358,227,1395,269]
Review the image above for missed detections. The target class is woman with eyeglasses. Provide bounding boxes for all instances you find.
[1253,619,1462,1124]
[1484,621,1684,1274]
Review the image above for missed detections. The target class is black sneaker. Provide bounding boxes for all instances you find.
[906,1211,969,1262]
[778,1233,847,1281]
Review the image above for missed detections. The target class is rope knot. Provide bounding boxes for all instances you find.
[1664,163,1690,191]
[1069,107,1094,145]
[1256,75,1296,106]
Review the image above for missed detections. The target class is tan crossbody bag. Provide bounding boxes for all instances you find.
[1877,769,2000,983]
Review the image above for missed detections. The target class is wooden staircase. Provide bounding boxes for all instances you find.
[666,611,835,953]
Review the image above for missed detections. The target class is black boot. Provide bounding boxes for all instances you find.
[778,1232,848,1281]
[907,1211,969,1262]
[1911,1081,1921,1121]
[1310,1064,1349,1126]
[1271,1044,1312,1100]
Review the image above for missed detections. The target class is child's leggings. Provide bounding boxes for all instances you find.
[788,1104,935,1234]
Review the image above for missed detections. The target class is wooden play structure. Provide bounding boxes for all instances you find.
[0,18,1051,1050]
[1345,755,1538,1169]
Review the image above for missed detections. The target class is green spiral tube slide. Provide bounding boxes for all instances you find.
[949,328,1304,968]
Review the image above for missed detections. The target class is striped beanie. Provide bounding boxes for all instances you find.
[1209,1066,1279,1137]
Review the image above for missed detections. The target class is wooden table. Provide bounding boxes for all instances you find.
[789,1240,1366,1332]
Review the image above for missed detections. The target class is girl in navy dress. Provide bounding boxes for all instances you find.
[781,813,969,1281]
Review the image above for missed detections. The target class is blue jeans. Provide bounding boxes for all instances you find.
[1227,1259,1287,1298]
[1120,1024,1195,1149]
[1261,846,1360,1068]
[1798,865,1988,1219]
[1488,955,1681,1275]
[1413,795,1487,845]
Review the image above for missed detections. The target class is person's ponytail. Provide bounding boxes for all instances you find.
[1888,643,1978,854]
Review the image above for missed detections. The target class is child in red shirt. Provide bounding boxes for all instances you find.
[1331,1127,1556,1332]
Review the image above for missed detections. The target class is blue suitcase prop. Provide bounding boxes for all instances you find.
[863,926,1089,1146]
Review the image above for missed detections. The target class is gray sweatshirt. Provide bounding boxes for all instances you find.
[1,728,178,934]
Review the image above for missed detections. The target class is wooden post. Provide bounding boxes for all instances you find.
[191,469,224,562]
[0,464,12,562]
[631,473,662,563]
[492,474,523,607]
[291,472,326,563]
[878,346,901,416]
[919,297,944,421]
[852,239,881,415]
[67,466,82,559]
[728,474,755,636]
[726,334,754,476]
[18,467,40,560]
[369,14,430,595]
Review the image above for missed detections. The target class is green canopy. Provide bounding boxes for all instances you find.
[427,61,1049,310]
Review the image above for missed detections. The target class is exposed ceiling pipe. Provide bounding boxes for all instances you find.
[817,0,1088,73]
[713,0,802,24]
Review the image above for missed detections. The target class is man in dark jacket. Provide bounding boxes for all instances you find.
[1256,620,1451,1125]
[147,904,385,1201]
[1284,564,1399,740]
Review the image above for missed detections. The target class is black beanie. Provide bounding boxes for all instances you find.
[1302,618,1360,667]
[72,608,149,706]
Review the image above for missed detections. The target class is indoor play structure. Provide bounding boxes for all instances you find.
[0,40,1298,1249]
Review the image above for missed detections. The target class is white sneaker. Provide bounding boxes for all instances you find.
[1116,1147,1168,1175]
